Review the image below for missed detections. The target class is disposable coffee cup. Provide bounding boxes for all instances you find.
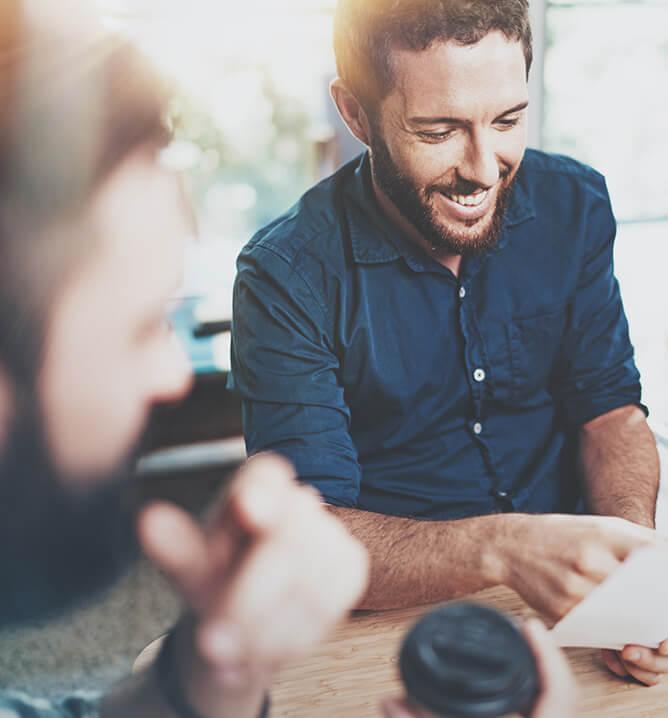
[399,602,540,718]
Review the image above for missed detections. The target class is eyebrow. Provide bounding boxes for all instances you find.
[409,101,529,126]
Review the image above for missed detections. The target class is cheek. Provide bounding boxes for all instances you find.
[40,329,151,480]
[499,126,529,170]
[393,139,460,190]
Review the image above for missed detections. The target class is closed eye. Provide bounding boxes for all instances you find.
[417,129,457,143]
[496,116,522,130]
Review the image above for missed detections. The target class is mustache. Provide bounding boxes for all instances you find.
[428,168,513,198]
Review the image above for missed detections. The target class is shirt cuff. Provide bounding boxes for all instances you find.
[563,395,648,428]
[297,475,360,508]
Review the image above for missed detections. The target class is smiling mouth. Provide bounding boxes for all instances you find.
[443,189,489,208]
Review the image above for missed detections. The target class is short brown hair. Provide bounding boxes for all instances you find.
[0,3,170,388]
[334,0,533,109]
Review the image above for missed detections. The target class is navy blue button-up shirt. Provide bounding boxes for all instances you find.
[229,150,646,520]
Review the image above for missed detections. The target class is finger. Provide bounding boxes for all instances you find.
[380,697,425,718]
[601,649,629,679]
[546,574,599,621]
[660,640,668,657]
[203,455,300,576]
[524,619,577,718]
[202,521,300,632]
[224,454,297,536]
[622,646,668,676]
[198,551,334,671]
[138,502,211,609]
[607,523,658,560]
[197,619,246,669]
[574,546,622,584]
[201,491,366,663]
[620,657,661,687]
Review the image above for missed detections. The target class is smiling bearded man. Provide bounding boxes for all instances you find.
[230,0,666,688]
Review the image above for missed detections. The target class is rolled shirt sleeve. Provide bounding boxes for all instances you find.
[554,175,647,427]
[229,243,362,507]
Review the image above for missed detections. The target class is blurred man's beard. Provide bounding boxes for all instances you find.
[369,131,516,258]
[0,403,140,627]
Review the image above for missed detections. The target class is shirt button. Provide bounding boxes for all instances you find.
[473,422,483,435]
[473,368,486,383]
[496,490,509,499]
[459,286,467,299]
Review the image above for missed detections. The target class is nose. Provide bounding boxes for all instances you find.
[152,331,193,405]
[458,129,500,189]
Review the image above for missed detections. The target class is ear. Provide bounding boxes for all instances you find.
[330,78,373,147]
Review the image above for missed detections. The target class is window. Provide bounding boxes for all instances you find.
[542,0,668,423]
[99,0,340,321]
[543,0,668,222]
[99,0,337,247]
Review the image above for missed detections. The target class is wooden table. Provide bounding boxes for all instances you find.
[271,587,668,717]
[135,586,668,716]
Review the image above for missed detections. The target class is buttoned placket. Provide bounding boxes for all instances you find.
[458,256,516,513]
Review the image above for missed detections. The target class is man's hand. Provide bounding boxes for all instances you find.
[138,454,369,718]
[602,642,668,687]
[495,514,659,621]
[497,514,668,688]
[381,618,577,718]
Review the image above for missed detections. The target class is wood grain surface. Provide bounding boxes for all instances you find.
[135,586,668,716]
[271,587,668,717]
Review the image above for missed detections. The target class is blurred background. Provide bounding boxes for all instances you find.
[96,0,668,426]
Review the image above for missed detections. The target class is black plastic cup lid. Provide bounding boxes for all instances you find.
[399,602,539,718]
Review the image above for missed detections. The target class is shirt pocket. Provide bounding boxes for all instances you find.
[508,307,568,402]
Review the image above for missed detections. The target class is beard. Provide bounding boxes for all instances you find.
[369,130,516,258]
[0,400,140,627]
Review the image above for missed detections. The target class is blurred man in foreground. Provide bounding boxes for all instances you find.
[0,4,367,717]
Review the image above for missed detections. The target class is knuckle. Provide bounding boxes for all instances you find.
[559,573,584,600]
[288,486,324,522]
[297,483,323,507]
[301,484,324,502]
[606,516,629,533]
[574,546,601,575]
[246,452,297,484]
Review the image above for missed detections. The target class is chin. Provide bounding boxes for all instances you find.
[439,216,496,247]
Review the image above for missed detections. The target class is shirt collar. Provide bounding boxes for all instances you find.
[344,154,403,265]
[343,152,536,268]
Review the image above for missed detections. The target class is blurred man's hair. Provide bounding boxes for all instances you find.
[0,1,170,389]
[334,0,533,111]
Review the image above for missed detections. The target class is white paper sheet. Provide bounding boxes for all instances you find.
[550,545,668,650]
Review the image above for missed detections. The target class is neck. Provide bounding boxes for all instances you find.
[371,174,462,278]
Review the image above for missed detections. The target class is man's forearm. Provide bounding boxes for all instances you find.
[579,405,660,529]
[330,507,513,610]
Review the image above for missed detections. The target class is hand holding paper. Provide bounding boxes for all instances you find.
[551,545,668,651]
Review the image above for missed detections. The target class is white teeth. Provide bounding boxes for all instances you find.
[446,190,488,208]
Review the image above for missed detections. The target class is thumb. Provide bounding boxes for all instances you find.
[138,502,211,611]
